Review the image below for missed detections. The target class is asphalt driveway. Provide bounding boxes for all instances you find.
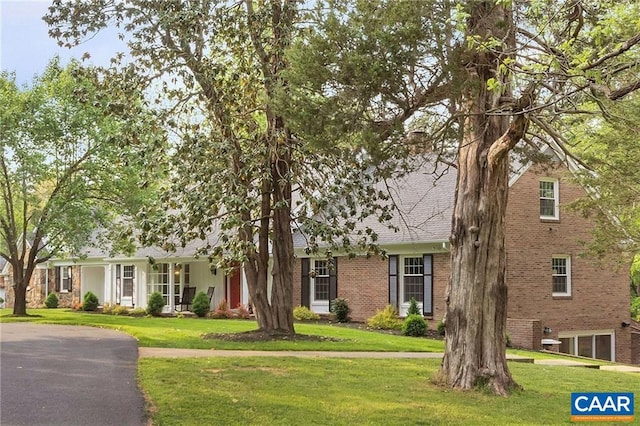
[0,323,146,426]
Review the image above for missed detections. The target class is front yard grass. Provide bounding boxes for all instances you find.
[139,357,640,425]
[0,308,444,352]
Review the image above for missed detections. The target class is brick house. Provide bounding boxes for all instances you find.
[293,155,634,364]
[2,152,634,363]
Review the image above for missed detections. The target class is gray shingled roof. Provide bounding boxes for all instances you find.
[292,159,456,249]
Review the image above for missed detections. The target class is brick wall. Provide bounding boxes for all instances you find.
[293,253,450,323]
[507,318,542,350]
[506,163,632,363]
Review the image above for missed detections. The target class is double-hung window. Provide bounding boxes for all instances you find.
[60,266,72,292]
[403,257,424,303]
[539,179,559,220]
[552,255,571,296]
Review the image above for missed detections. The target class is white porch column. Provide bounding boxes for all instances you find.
[104,264,112,304]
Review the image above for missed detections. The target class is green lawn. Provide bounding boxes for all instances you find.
[3,309,638,425]
[0,308,444,351]
[139,357,640,425]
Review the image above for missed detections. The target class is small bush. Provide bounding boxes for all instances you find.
[44,293,58,309]
[0,296,5,304]
[129,307,147,317]
[102,302,114,314]
[402,314,427,337]
[367,305,402,330]
[208,298,233,319]
[112,305,130,316]
[506,334,512,348]
[437,319,446,336]
[235,304,251,319]
[82,291,99,311]
[294,305,320,321]
[407,297,422,316]
[331,298,350,323]
[146,292,165,316]
[192,291,210,317]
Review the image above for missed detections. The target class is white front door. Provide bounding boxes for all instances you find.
[119,265,135,307]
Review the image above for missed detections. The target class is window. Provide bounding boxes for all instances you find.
[313,260,330,302]
[173,264,190,304]
[539,179,559,219]
[60,266,72,292]
[148,263,169,304]
[403,257,424,303]
[552,256,571,296]
[559,332,614,361]
[122,265,134,298]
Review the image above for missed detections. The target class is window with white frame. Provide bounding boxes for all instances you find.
[148,263,169,304]
[559,332,614,361]
[552,256,571,296]
[403,257,424,303]
[539,179,559,219]
[313,260,330,302]
[61,266,72,292]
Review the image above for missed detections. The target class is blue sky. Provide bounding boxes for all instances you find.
[1,0,124,85]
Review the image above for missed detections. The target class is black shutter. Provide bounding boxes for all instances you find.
[329,257,338,305]
[55,267,61,292]
[389,255,398,309]
[301,258,310,308]
[423,254,433,316]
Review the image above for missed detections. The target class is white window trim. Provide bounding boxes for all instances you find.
[399,255,424,317]
[310,259,330,314]
[60,266,72,293]
[558,330,615,362]
[540,178,559,220]
[552,255,571,296]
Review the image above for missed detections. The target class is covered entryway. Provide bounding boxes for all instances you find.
[81,266,105,304]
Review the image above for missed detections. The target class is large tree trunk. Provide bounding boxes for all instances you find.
[440,1,526,396]
[12,273,28,316]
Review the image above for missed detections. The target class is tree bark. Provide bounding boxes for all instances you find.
[12,271,29,316]
[440,1,526,396]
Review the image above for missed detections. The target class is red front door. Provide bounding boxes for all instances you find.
[228,268,241,309]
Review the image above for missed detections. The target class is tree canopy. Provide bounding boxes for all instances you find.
[0,59,164,315]
[45,0,640,394]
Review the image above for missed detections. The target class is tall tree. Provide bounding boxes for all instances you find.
[284,0,640,394]
[48,0,640,393]
[0,59,162,315]
[47,0,393,334]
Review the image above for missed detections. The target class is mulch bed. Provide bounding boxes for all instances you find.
[202,321,444,342]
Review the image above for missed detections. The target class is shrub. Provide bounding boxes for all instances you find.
[146,292,165,316]
[331,298,350,323]
[0,296,4,304]
[102,302,114,314]
[293,305,320,321]
[44,293,58,309]
[111,306,129,315]
[129,307,147,317]
[235,303,251,319]
[192,291,210,317]
[402,314,427,337]
[367,305,402,330]
[437,319,446,336]
[407,297,422,316]
[506,334,512,348]
[208,298,233,319]
[82,291,99,311]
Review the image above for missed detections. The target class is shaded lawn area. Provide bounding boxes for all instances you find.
[0,309,444,352]
[139,357,640,425]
